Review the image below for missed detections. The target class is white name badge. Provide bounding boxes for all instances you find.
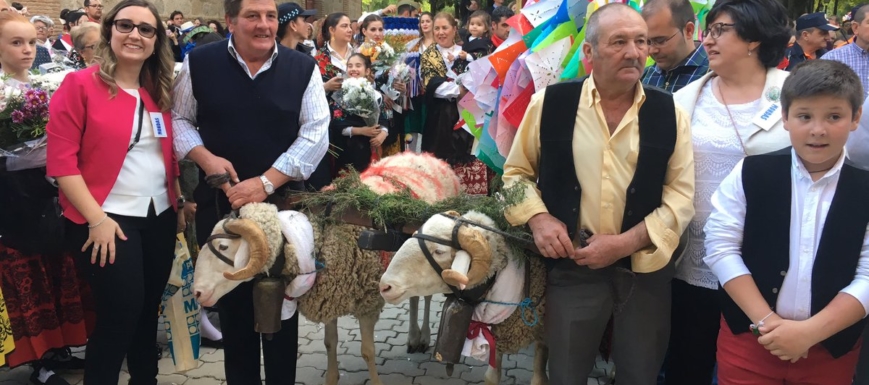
[150,113,167,138]
[752,101,783,132]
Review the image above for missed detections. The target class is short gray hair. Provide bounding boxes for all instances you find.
[30,15,54,27]
[586,2,635,48]
[71,21,99,50]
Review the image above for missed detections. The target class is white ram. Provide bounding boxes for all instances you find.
[379,210,549,385]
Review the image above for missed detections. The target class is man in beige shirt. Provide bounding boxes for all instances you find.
[502,3,694,383]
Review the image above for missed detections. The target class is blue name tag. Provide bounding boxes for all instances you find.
[150,113,167,138]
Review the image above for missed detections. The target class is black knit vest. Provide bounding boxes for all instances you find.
[720,148,869,358]
[537,78,677,271]
[188,40,314,203]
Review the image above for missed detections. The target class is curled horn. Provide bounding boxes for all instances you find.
[222,219,271,281]
[456,224,492,288]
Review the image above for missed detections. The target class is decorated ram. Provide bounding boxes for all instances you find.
[379,210,549,385]
[193,152,463,385]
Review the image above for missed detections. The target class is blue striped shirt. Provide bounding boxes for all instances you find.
[642,47,709,94]
[821,42,869,99]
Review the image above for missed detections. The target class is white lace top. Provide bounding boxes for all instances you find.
[676,80,761,289]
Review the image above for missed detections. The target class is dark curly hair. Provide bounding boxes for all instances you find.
[706,0,791,69]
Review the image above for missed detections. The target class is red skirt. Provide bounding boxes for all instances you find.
[0,244,94,368]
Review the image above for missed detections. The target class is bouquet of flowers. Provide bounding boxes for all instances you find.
[383,62,412,113]
[334,77,381,127]
[358,40,399,78]
[0,69,72,170]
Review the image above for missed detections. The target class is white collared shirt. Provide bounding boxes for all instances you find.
[327,42,353,73]
[172,38,330,180]
[102,89,170,217]
[704,149,869,320]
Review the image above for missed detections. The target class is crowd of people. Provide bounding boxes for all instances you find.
[0,0,868,384]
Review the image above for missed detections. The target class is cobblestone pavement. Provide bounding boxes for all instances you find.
[0,295,614,384]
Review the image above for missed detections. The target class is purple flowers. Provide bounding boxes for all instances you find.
[11,89,49,125]
[10,110,25,123]
[0,86,52,146]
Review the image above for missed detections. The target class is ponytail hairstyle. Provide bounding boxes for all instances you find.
[321,12,348,46]
[433,12,460,45]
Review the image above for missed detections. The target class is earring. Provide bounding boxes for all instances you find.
[748,50,752,56]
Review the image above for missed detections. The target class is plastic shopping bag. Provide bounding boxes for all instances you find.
[160,233,200,372]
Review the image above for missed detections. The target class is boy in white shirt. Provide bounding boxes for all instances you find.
[704,59,869,384]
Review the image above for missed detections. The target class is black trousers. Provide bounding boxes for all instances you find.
[545,258,674,385]
[663,279,720,385]
[196,200,299,385]
[66,206,176,385]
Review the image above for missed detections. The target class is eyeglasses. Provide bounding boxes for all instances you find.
[88,4,103,9]
[648,30,680,47]
[113,19,157,38]
[704,22,736,39]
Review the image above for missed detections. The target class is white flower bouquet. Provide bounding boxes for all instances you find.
[359,40,398,78]
[383,62,412,113]
[334,77,381,127]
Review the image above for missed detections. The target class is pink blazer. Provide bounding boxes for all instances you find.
[46,65,179,225]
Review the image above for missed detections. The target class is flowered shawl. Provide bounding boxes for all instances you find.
[314,45,346,114]
[420,44,469,93]
[421,43,448,91]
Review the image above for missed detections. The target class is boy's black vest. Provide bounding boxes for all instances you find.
[188,40,314,202]
[537,77,677,271]
[720,148,869,358]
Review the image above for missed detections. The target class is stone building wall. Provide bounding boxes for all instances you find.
[28,0,360,30]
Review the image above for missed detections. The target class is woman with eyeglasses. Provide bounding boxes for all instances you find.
[667,1,791,384]
[30,15,54,49]
[67,21,99,69]
[46,0,181,383]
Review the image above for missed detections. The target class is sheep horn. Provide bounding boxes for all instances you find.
[444,210,461,218]
[222,218,271,281]
[457,224,492,288]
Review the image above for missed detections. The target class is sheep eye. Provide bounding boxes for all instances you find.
[219,244,229,251]
[434,249,445,255]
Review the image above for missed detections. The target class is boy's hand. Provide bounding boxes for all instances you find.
[758,319,816,362]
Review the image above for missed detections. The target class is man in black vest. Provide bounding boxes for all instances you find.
[501,4,694,384]
[171,0,330,382]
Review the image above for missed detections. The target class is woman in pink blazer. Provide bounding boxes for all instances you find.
[46,0,179,383]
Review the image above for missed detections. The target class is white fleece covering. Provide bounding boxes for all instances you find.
[461,256,524,364]
[277,211,317,320]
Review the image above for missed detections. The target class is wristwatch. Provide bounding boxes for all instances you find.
[260,175,275,195]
